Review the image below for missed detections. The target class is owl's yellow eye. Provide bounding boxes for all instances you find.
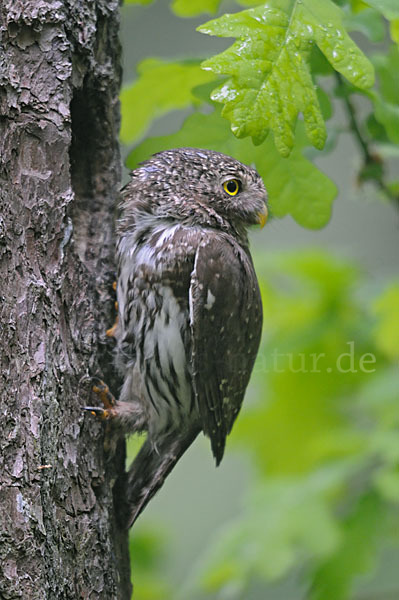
[223,179,241,196]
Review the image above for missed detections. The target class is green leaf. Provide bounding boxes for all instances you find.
[126,108,336,229]
[369,46,399,143]
[363,0,399,20]
[171,0,221,17]
[365,113,389,142]
[316,86,333,120]
[390,19,399,44]
[373,45,399,103]
[197,0,374,156]
[373,283,399,360]
[349,0,369,11]
[373,97,399,144]
[310,46,334,76]
[120,59,215,145]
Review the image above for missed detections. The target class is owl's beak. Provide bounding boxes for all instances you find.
[257,205,268,229]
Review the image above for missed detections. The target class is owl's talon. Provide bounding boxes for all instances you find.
[90,377,116,408]
[106,315,118,338]
[83,406,117,420]
[84,378,117,420]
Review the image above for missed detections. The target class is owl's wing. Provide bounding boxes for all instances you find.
[189,235,262,465]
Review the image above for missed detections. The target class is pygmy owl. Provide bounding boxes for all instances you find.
[107,148,267,526]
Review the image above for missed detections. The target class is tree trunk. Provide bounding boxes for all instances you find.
[0,1,131,598]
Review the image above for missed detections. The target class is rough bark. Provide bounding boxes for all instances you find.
[0,1,131,598]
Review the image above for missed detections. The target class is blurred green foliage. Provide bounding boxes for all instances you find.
[120,60,214,144]
[128,527,172,599]
[120,1,399,598]
[370,45,399,144]
[183,251,399,598]
[360,0,399,21]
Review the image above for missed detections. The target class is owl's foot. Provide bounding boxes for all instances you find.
[83,378,117,420]
[83,405,117,420]
[84,378,148,434]
[106,315,118,338]
[92,378,116,408]
[106,281,118,338]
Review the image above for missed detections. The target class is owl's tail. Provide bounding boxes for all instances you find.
[125,426,200,528]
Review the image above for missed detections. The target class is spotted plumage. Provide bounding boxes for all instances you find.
[111,148,267,526]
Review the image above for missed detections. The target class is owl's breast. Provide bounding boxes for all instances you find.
[116,223,200,433]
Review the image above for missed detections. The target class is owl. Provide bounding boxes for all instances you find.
[94,148,267,527]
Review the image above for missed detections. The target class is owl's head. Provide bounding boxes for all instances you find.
[122,148,268,239]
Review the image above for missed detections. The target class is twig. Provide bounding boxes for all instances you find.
[334,71,399,209]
